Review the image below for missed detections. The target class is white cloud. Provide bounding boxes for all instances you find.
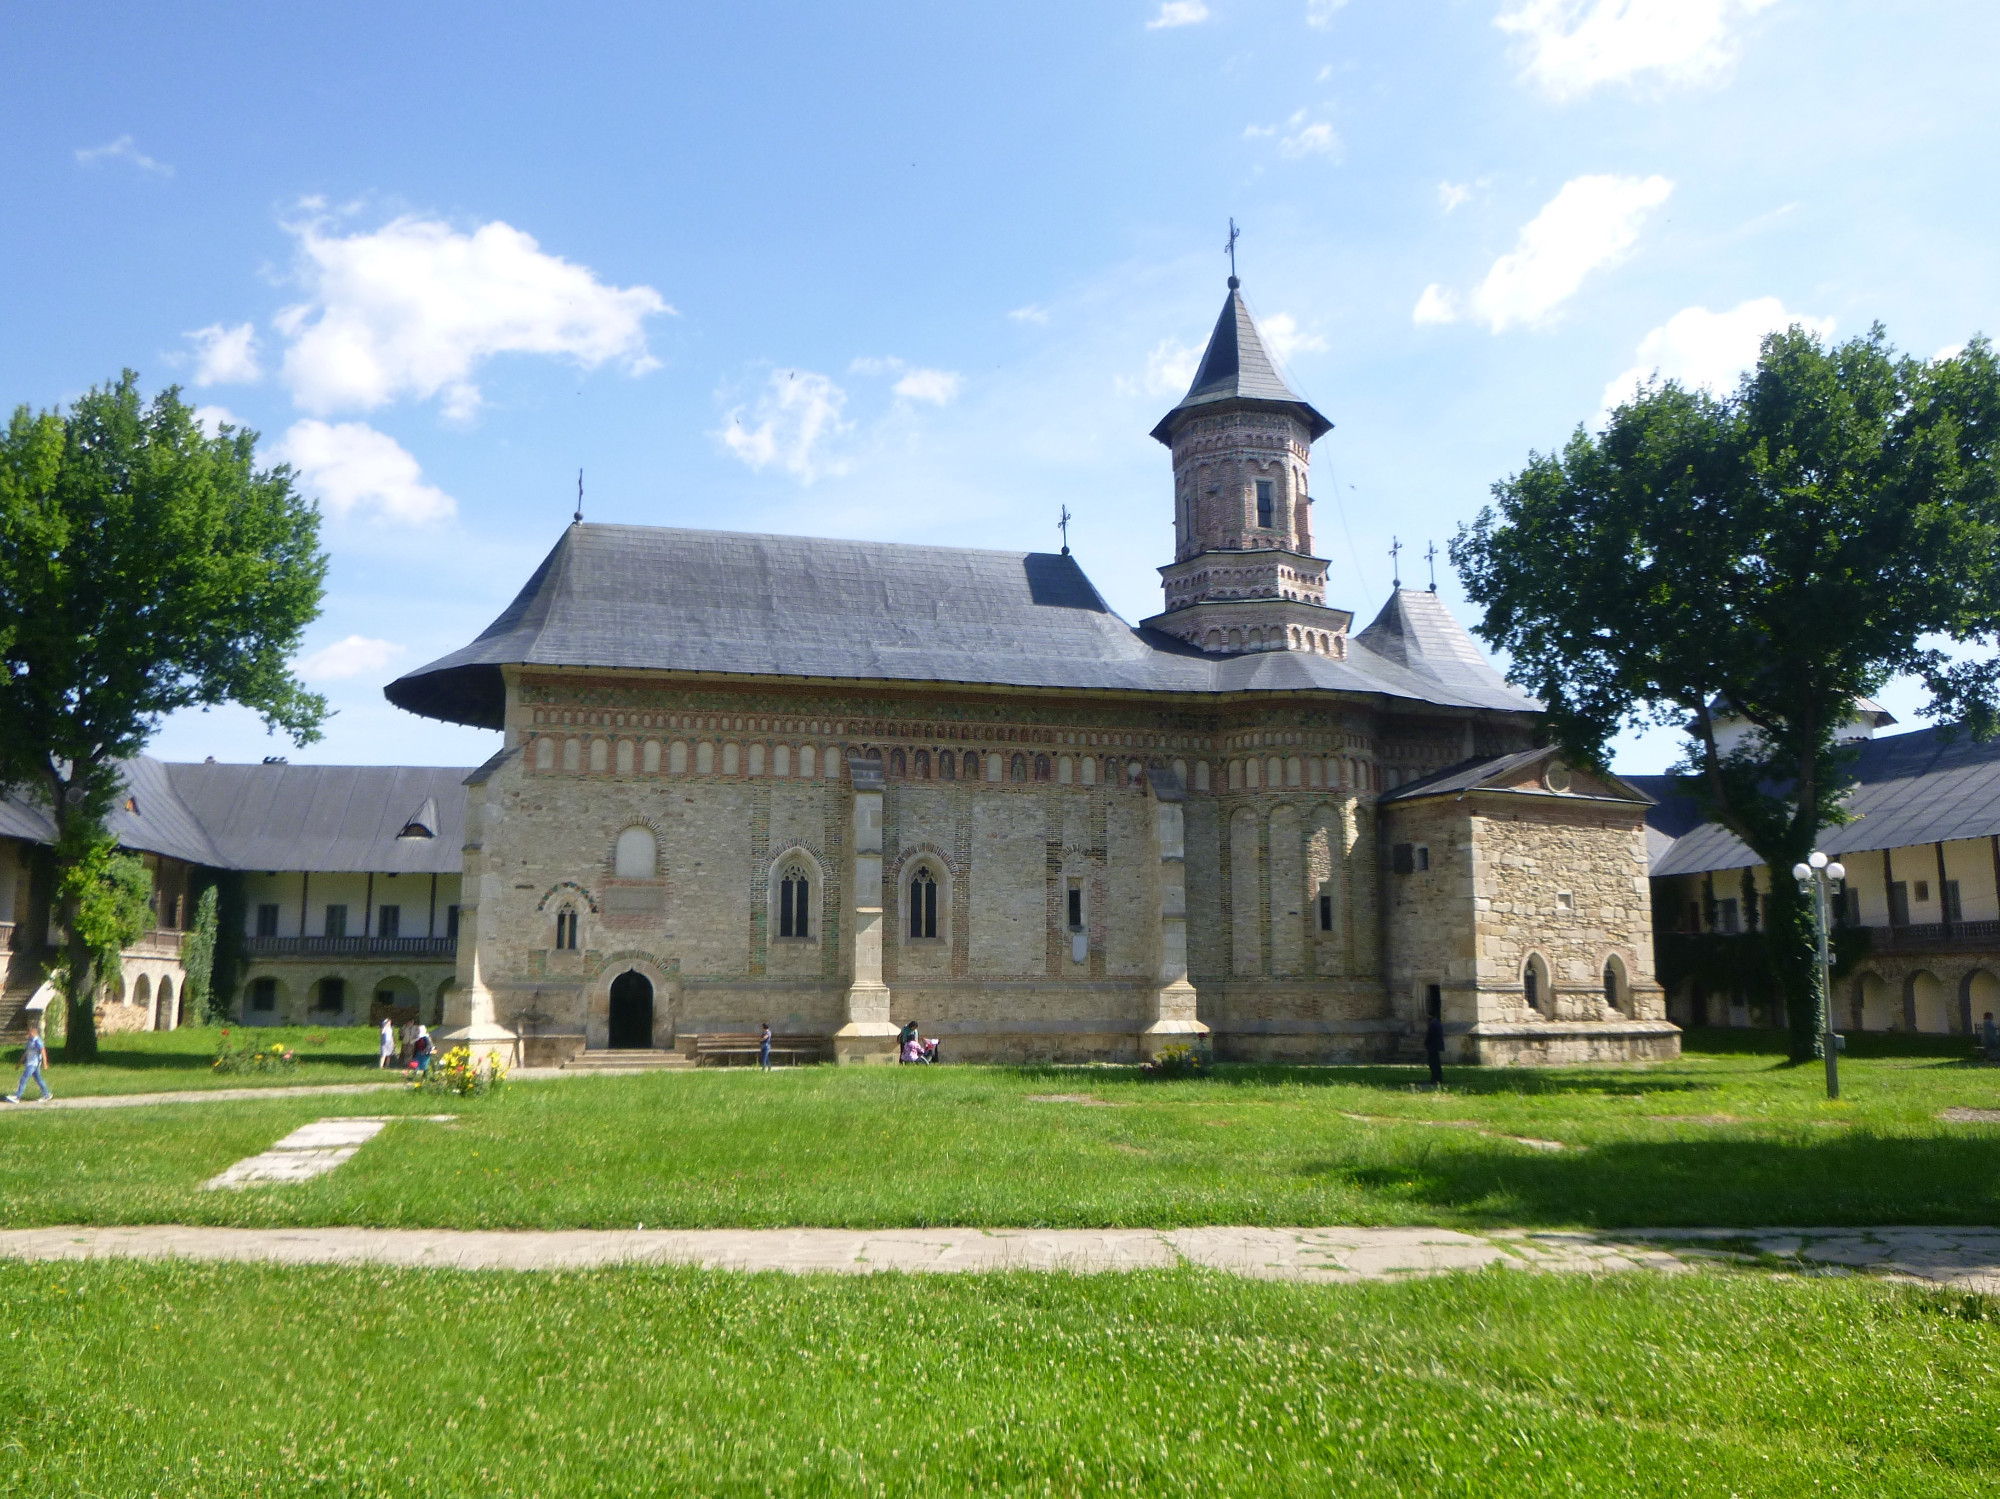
[1242,124,1277,141]
[1496,0,1777,100]
[192,406,242,438]
[893,368,963,406]
[296,635,407,682]
[274,213,669,420]
[1008,303,1050,325]
[185,322,262,386]
[273,419,457,525]
[1259,313,1327,363]
[717,370,852,482]
[74,135,172,176]
[1142,339,1202,397]
[1306,0,1348,28]
[1601,298,1834,411]
[1438,181,1474,213]
[1458,173,1673,332]
[1412,284,1460,326]
[1146,1,1209,28]
[1935,343,1966,364]
[1280,121,1341,159]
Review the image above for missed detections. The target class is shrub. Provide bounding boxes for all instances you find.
[211,1029,297,1074]
[412,1045,508,1098]
[1141,1042,1211,1079]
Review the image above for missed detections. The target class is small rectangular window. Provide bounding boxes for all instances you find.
[255,903,279,937]
[377,905,401,938]
[1717,897,1739,935]
[1318,893,1333,932]
[1392,843,1414,875]
[1415,846,1430,872]
[314,977,345,1012]
[323,904,348,938]
[1067,887,1083,931]
[1888,882,1909,926]
[1915,880,1931,904]
[250,977,277,1012]
[446,905,461,941]
[1255,479,1274,528]
[1945,880,1962,923]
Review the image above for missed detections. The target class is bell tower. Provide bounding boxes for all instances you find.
[1140,278,1351,657]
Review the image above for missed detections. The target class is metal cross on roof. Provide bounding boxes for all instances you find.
[1389,535,1403,588]
[1058,504,1072,556]
[574,469,583,524]
[1425,541,1439,593]
[1224,218,1240,282]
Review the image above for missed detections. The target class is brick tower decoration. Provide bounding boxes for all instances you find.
[1141,277,1351,658]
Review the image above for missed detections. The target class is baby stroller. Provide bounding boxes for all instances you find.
[897,1022,941,1065]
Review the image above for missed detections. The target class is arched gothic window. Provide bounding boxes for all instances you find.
[779,863,811,939]
[1523,955,1546,1011]
[555,907,579,950]
[908,867,938,939]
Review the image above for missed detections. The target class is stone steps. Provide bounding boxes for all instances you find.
[560,1049,695,1073]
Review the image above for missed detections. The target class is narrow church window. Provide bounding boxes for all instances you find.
[556,907,579,950]
[914,749,930,779]
[1256,479,1274,528]
[748,743,766,776]
[1010,754,1027,782]
[891,748,907,777]
[938,750,954,781]
[535,737,555,771]
[1081,756,1097,787]
[1603,961,1619,1012]
[909,868,937,939]
[642,740,661,773]
[1067,886,1083,931]
[615,739,635,775]
[800,745,816,778]
[1034,754,1050,782]
[1524,961,1541,1010]
[985,753,1001,782]
[669,741,689,774]
[774,744,791,777]
[1415,846,1430,872]
[780,864,811,938]
[563,739,581,773]
[590,739,609,773]
[722,743,740,775]
[1318,893,1333,932]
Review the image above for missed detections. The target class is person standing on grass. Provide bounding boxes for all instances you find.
[378,1017,396,1069]
[1984,1011,1998,1057]
[759,1021,772,1071]
[413,1025,434,1073]
[1423,1010,1445,1089]
[5,1021,52,1103]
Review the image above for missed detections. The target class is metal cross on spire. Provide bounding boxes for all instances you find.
[1224,218,1240,283]
[1424,541,1439,593]
[574,469,583,524]
[1058,504,1072,556]
[1389,535,1403,588]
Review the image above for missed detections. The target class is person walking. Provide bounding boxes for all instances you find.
[6,1020,53,1103]
[378,1017,396,1069]
[759,1021,772,1071]
[1423,1010,1445,1089]
[413,1025,434,1074]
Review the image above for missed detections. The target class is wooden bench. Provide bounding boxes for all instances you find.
[692,1033,833,1068]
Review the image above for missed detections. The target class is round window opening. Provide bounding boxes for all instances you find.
[1544,761,1573,793]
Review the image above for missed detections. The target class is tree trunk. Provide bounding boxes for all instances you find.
[58,905,100,1061]
[1761,875,1823,1062]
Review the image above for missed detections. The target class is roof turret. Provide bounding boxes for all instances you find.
[1150,281,1332,445]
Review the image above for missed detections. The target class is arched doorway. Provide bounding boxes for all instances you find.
[608,970,654,1049]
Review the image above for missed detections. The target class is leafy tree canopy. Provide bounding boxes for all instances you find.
[0,373,328,1053]
[1453,325,2000,1059]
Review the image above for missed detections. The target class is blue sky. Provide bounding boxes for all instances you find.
[5,0,1994,772]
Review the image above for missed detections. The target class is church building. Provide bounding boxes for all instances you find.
[386,278,1677,1066]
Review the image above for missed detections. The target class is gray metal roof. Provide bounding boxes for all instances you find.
[1643,726,2000,876]
[386,524,1542,728]
[1353,589,1532,708]
[2,758,222,867]
[163,762,471,874]
[1381,746,1651,806]
[1149,283,1332,444]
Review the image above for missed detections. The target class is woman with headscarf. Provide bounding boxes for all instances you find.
[413,1024,435,1073]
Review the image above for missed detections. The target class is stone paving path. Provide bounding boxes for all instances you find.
[11,1082,405,1110]
[2,1223,1995,1292]
[202,1116,455,1190]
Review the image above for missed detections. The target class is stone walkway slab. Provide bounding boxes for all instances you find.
[6,1082,406,1111]
[1,1223,1991,1292]
[203,1116,456,1190]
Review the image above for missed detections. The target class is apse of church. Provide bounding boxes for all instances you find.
[390,278,1676,1068]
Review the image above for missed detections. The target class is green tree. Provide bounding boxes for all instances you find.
[181,884,222,1025]
[0,374,327,1057]
[52,838,153,1026]
[1453,327,2000,1061]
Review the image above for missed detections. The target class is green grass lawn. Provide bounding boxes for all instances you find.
[4,1040,1999,1230]
[0,1259,1992,1496]
[4,1023,389,1095]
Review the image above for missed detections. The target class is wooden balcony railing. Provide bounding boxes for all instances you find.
[241,935,457,960]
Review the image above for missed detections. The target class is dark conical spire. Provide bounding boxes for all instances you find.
[1150,282,1332,445]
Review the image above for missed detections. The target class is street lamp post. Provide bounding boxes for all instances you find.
[1792,851,1848,1100]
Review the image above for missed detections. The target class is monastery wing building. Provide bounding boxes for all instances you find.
[387,279,1676,1066]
